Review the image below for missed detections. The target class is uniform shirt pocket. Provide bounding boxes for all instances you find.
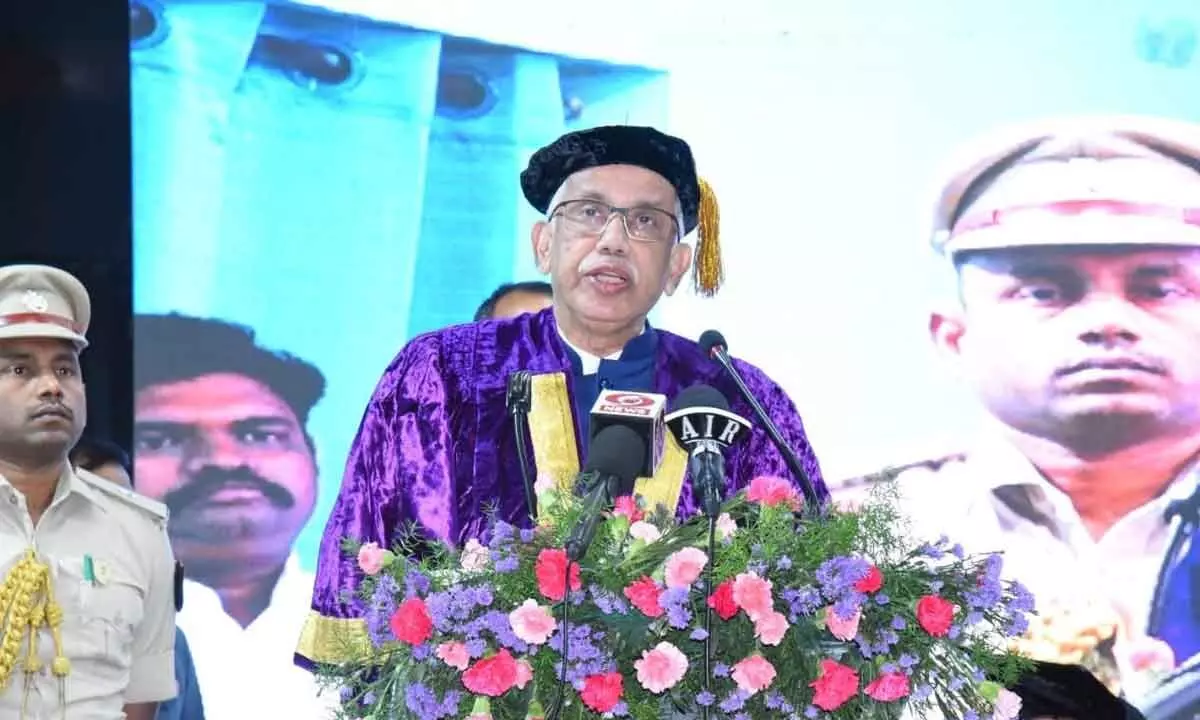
[56,556,146,668]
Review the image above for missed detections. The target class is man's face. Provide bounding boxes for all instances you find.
[932,246,1200,450]
[531,165,692,329]
[492,290,553,319]
[133,372,317,562]
[0,338,86,463]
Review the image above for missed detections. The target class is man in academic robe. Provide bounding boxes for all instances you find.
[295,125,828,669]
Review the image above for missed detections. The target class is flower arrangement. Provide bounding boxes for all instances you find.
[318,476,1036,720]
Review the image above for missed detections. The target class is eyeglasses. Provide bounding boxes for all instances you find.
[549,199,680,244]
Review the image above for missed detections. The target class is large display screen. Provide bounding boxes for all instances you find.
[131,1,1200,717]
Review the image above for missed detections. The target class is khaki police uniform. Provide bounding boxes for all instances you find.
[860,115,1200,657]
[0,265,177,719]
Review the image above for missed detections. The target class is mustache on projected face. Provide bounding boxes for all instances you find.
[164,466,296,514]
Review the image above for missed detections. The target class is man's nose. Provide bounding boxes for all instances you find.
[182,432,244,472]
[1072,296,1142,347]
[34,372,63,399]
[594,212,631,255]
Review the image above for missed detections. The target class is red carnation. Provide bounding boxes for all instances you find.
[809,658,859,711]
[462,648,520,697]
[535,548,581,602]
[854,565,884,593]
[388,597,433,645]
[916,595,956,637]
[706,579,738,621]
[623,576,665,618]
[580,672,624,713]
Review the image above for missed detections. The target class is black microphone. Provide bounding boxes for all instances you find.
[665,384,752,518]
[506,371,537,521]
[698,330,823,513]
[564,424,646,562]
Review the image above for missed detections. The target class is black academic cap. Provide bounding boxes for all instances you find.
[1012,661,1146,720]
[520,125,724,296]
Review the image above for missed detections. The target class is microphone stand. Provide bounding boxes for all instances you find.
[709,347,823,515]
[691,444,725,720]
[506,371,537,521]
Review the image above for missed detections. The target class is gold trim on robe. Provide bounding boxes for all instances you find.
[528,372,688,517]
[296,611,372,666]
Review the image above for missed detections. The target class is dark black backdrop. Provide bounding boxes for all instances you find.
[2,0,133,449]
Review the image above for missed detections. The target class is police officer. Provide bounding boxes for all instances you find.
[853,116,1200,683]
[0,265,177,719]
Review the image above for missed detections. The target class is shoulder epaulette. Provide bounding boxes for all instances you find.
[76,470,170,524]
[840,452,969,488]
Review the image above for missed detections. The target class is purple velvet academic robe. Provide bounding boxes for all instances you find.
[295,308,827,668]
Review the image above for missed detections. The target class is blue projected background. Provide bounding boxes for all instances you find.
[130,0,1200,717]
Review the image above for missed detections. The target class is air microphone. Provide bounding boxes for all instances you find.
[665,384,752,518]
[564,424,646,562]
[589,389,667,478]
[698,330,823,513]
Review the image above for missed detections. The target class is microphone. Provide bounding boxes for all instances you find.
[506,371,538,521]
[589,389,667,478]
[564,424,646,562]
[665,384,752,518]
[698,330,823,513]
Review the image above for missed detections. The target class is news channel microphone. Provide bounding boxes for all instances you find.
[698,330,822,513]
[564,424,646,562]
[589,389,667,478]
[664,384,752,518]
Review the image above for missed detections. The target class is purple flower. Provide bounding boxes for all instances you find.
[833,592,865,618]
[405,681,458,720]
[519,528,536,543]
[365,575,400,647]
[719,690,748,713]
[815,556,871,600]
[690,627,709,641]
[891,615,907,630]
[713,663,730,677]
[493,553,520,573]
[899,653,918,668]
[404,570,431,598]
[660,587,692,629]
[1007,613,1030,636]
[781,585,823,619]
[696,691,715,707]
[776,556,793,571]
[804,706,819,718]
[489,521,516,548]
[874,593,890,605]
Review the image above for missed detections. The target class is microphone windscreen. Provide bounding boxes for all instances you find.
[585,424,646,491]
[698,330,727,358]
[671,384,731,413]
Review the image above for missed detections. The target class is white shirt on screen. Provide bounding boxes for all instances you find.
[0,466,178,719]
[893,431,1199,642]
[178,553,338,720]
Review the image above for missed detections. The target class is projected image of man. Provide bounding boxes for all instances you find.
[864,117,1200,687]
[133,313,332,719]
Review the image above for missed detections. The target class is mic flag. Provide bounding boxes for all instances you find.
[665,384,752,451]
[589,389,667,478]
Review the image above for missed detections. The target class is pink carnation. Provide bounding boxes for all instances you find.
[731,655,777,696]
[753,610,789,646]
[612,495,644,522]
[634,642,688,694]
[508,599,557,645]
[435,641,469,670]
[715,513,737,540]
[731,572,774,621]
[864,671,910,702]
[514,659,534,690]
[356,542,387,576]
[993,688,1022,720]
[825,605,862,641]
[664,547,708,589]
[745,475,801,509]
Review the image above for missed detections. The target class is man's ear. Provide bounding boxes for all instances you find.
[930,309,967,357]
[531,221,552,274]
[663,243,694,296]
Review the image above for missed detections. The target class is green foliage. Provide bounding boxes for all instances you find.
[317,480,1035,720]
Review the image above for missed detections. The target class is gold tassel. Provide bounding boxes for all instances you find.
[693,177,723,297]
